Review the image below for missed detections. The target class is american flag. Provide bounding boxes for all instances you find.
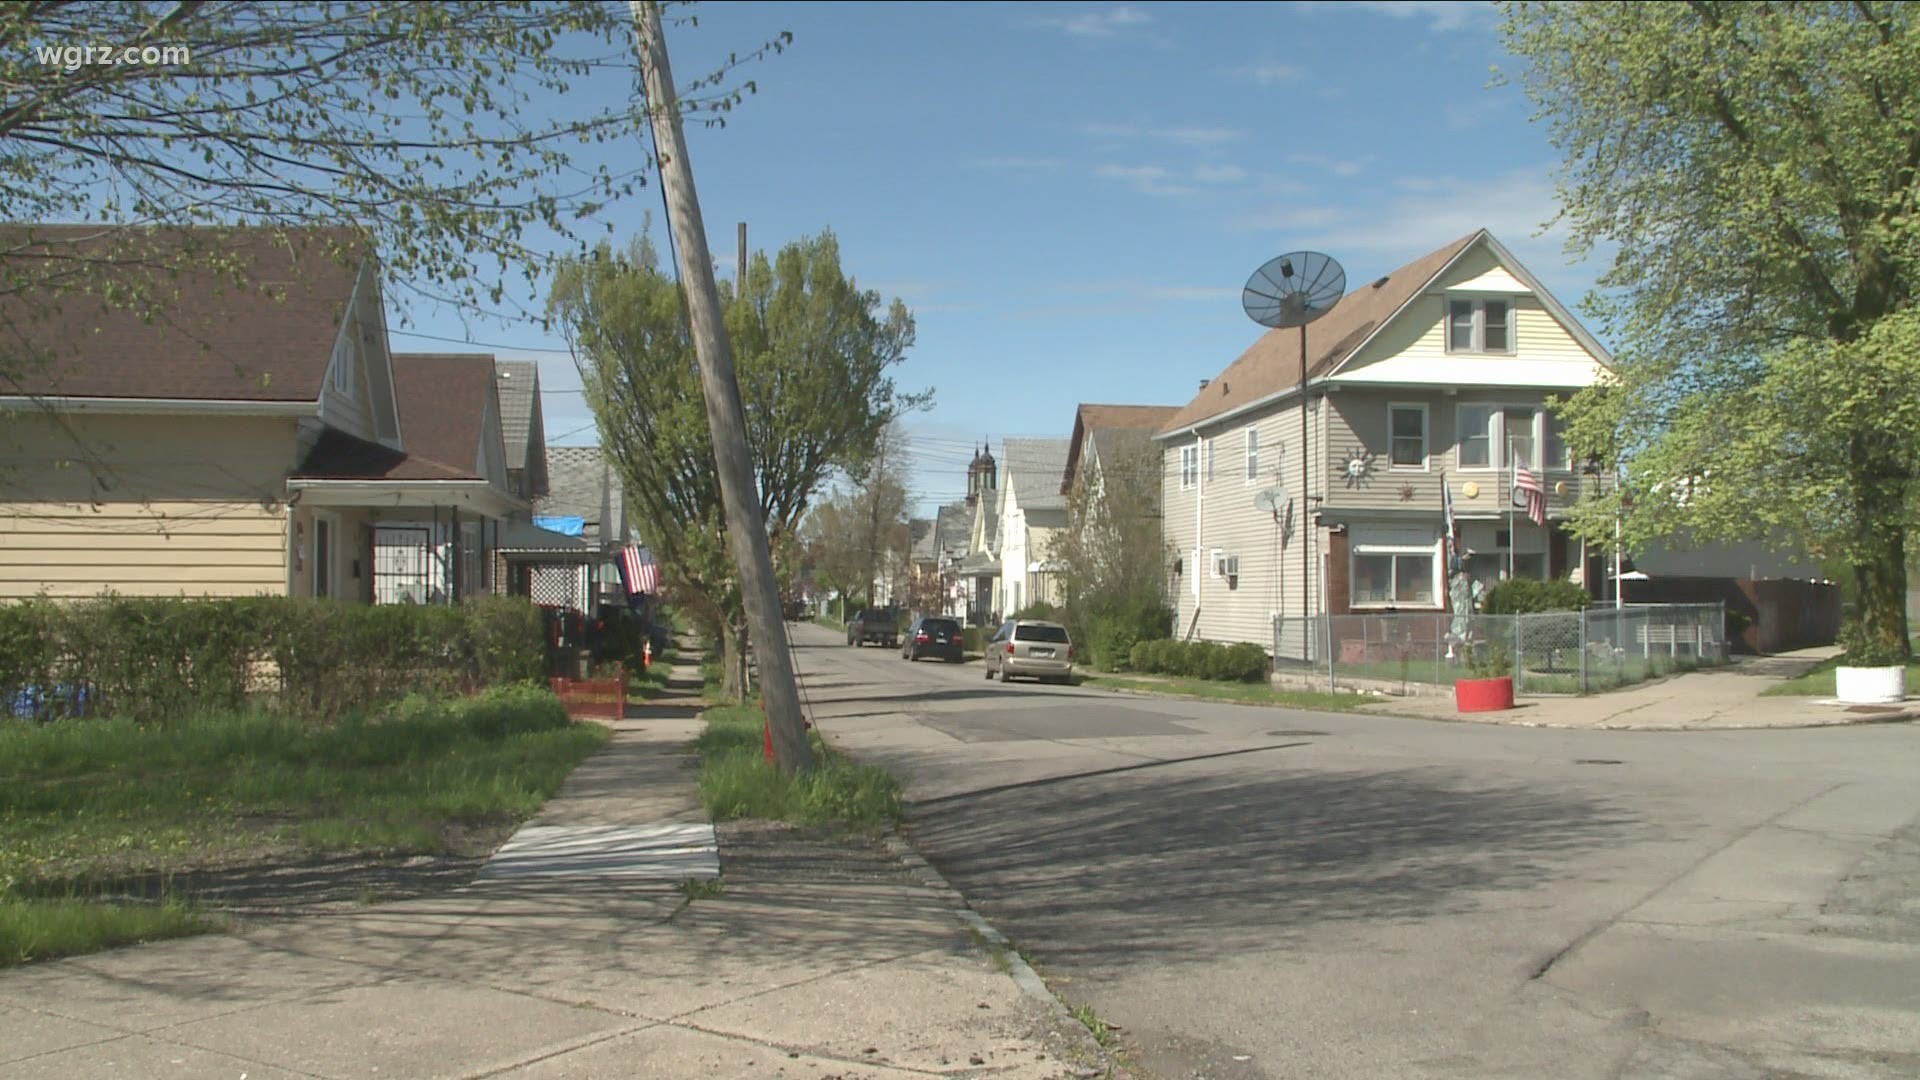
[1440,470,1459,568]
[1513,463,1546,527]
[620,544,660,595]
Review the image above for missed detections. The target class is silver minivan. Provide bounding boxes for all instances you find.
[984,619,1074,684]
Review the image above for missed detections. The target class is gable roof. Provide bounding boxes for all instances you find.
[1157,231,1481,436]
[494,360,538,470]
[538,445,625,548]
[933,500,971,556]
[293,352,498,482]
[1001,437,1072,512]
[0,224,367,403]
[1063,403,1178,491]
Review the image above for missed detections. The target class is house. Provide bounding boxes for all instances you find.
[0,225,523,602]
[1059,403,1179,605]
[499,445,631,612]
[493,360,550,502]
[955,445,1001,624]
[995,437,1072,615]
[1156,229,1612,654]
[927,500,973,619]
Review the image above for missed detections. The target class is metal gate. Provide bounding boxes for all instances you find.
[374,526,440,604]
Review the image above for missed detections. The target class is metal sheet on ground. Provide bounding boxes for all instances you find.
[477,823,718,881]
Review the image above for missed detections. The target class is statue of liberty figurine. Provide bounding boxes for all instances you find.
[1445,551,1479,660]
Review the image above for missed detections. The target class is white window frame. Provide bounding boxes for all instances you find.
[1244,427,1260,483]
[1387,402,1428,471]
[1543,410,1572,471]
[1180,445,1199,490]
[1456,402,1549,473]
[1444,295,1517,356]
[332,336,353,394]
[1349,543,1441,610]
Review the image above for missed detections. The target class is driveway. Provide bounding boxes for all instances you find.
[794,622,1920,1078]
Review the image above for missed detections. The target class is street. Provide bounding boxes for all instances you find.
[791,622,1920,1079]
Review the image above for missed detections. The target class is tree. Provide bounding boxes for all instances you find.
[1051,433,1170,616]
[552,233,921,699]
[799,494,870,619]
[848,424,914,608]
[1503,1,1920,662]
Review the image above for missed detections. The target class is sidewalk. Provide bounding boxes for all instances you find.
[1362,646,1920,730]
[0,646,1103,1079]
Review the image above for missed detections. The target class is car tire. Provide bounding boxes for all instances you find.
[983,665,994,680]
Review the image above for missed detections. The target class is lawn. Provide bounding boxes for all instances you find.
[693,705,901,827]
[1082,673,1373,711]
[0,685,607,967]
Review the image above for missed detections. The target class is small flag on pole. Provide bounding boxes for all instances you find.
[620,544,660,595]
[1514,463,1546,527]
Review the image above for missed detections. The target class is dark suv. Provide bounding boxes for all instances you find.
[846,607,901,648]
[901,616,964,663]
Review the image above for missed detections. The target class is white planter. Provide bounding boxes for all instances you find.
[1835,665,1907,705]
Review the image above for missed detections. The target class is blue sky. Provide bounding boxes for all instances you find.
[392,1,1606,515]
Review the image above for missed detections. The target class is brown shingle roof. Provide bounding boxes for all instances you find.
[1063,403,1180,491]
[0,224,367,402]
[292,352,496,482]
[1157,231,1481,436]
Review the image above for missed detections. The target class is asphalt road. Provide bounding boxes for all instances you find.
[790,621,1920,1079]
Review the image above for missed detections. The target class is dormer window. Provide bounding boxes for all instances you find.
[1446,297,1514,355]
[332,336,354,394]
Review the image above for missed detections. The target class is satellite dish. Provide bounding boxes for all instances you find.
[1253,486,1289,514]
[1242,251,1346,329]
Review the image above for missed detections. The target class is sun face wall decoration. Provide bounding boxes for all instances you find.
[1341,448,1375,488]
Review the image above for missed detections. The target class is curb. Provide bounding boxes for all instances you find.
[880,829,1111,1077]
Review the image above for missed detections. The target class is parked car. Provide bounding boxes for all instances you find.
[846,607,901,648]
[983,619,1074,684]
[901,616,965,663]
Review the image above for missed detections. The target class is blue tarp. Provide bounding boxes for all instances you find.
[533,515,586,537]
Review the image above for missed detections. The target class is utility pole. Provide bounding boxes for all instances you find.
[737,222,747,300]
[629,1,813,772]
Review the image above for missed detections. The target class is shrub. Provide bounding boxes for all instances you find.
[0,596,547,723]
[1479,578,1590,615]
[1081,601,1172,672]
[1012,600,1059,621]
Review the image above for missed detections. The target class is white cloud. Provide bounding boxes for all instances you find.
[1350,1,1497,34]
[1237,205,1347,232]
[1287,152,1369,179]
[1262,170,1575,271]
[1194,163,1248,184]
[1093,162,1195,197]
[1147,285,1242,302]
[1031,4,1152,38]
[1236,60,1306,86]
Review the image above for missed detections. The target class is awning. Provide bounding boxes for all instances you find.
[497,518,594,555]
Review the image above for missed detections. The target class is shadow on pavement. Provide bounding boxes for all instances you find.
[907,764,1654,967]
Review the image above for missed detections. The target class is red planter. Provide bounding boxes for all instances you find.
[1454,676,1515,713]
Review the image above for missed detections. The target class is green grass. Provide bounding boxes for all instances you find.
[1329,651,1727,695]
[816,613,847,633]
[693,705,902,827]
[0,685,607,966]
[1762,657,1920,697]
[1084,673,1372,711]
[0,895,208,967]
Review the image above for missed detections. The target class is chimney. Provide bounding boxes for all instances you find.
[1199,378,1211,391]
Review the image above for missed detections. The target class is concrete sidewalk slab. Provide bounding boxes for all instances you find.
[476,823,719,882]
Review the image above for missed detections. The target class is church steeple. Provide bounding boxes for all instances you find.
[966,440,997,506]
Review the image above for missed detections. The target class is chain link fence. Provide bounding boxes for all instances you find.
[1273,602,1727,697]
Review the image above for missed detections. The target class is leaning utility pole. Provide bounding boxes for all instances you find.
[629,0,813,772]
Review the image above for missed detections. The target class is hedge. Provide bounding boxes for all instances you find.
[1125,638,1269,682]
[1080,602,1172,672]
[1,595,545,723]
[1478,578,1590,614]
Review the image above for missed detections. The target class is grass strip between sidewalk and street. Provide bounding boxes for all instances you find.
[694,704,902,827]
[1082,672,1374,711]
[1762,656,1920,697]
[0,684,608,968]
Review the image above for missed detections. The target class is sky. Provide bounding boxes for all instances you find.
[388,0,1609,518]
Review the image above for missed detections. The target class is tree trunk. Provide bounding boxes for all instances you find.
[718,625,747,703]
[1847,446,1911,661]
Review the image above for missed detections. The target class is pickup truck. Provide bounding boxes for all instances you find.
[846,608,901,648]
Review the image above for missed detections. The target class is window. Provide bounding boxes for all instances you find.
[1502,407,1537,469]
[1457,405,1493,468]
[1245,428,1260,481]
[1014,624,1070,643]
[332,338,353,394]
[1180,445,1199,490]
[1544,411,1571,470]
[1351,548,1437,607]
[1389,404,1427,468]
[1444,296,1516,355]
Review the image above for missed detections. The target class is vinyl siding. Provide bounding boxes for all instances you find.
[0,414,301,599]
[1324,391,1596,515]
[1164,398,1322,650]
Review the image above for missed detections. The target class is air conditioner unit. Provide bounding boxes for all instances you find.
[1213,552,1239,579]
